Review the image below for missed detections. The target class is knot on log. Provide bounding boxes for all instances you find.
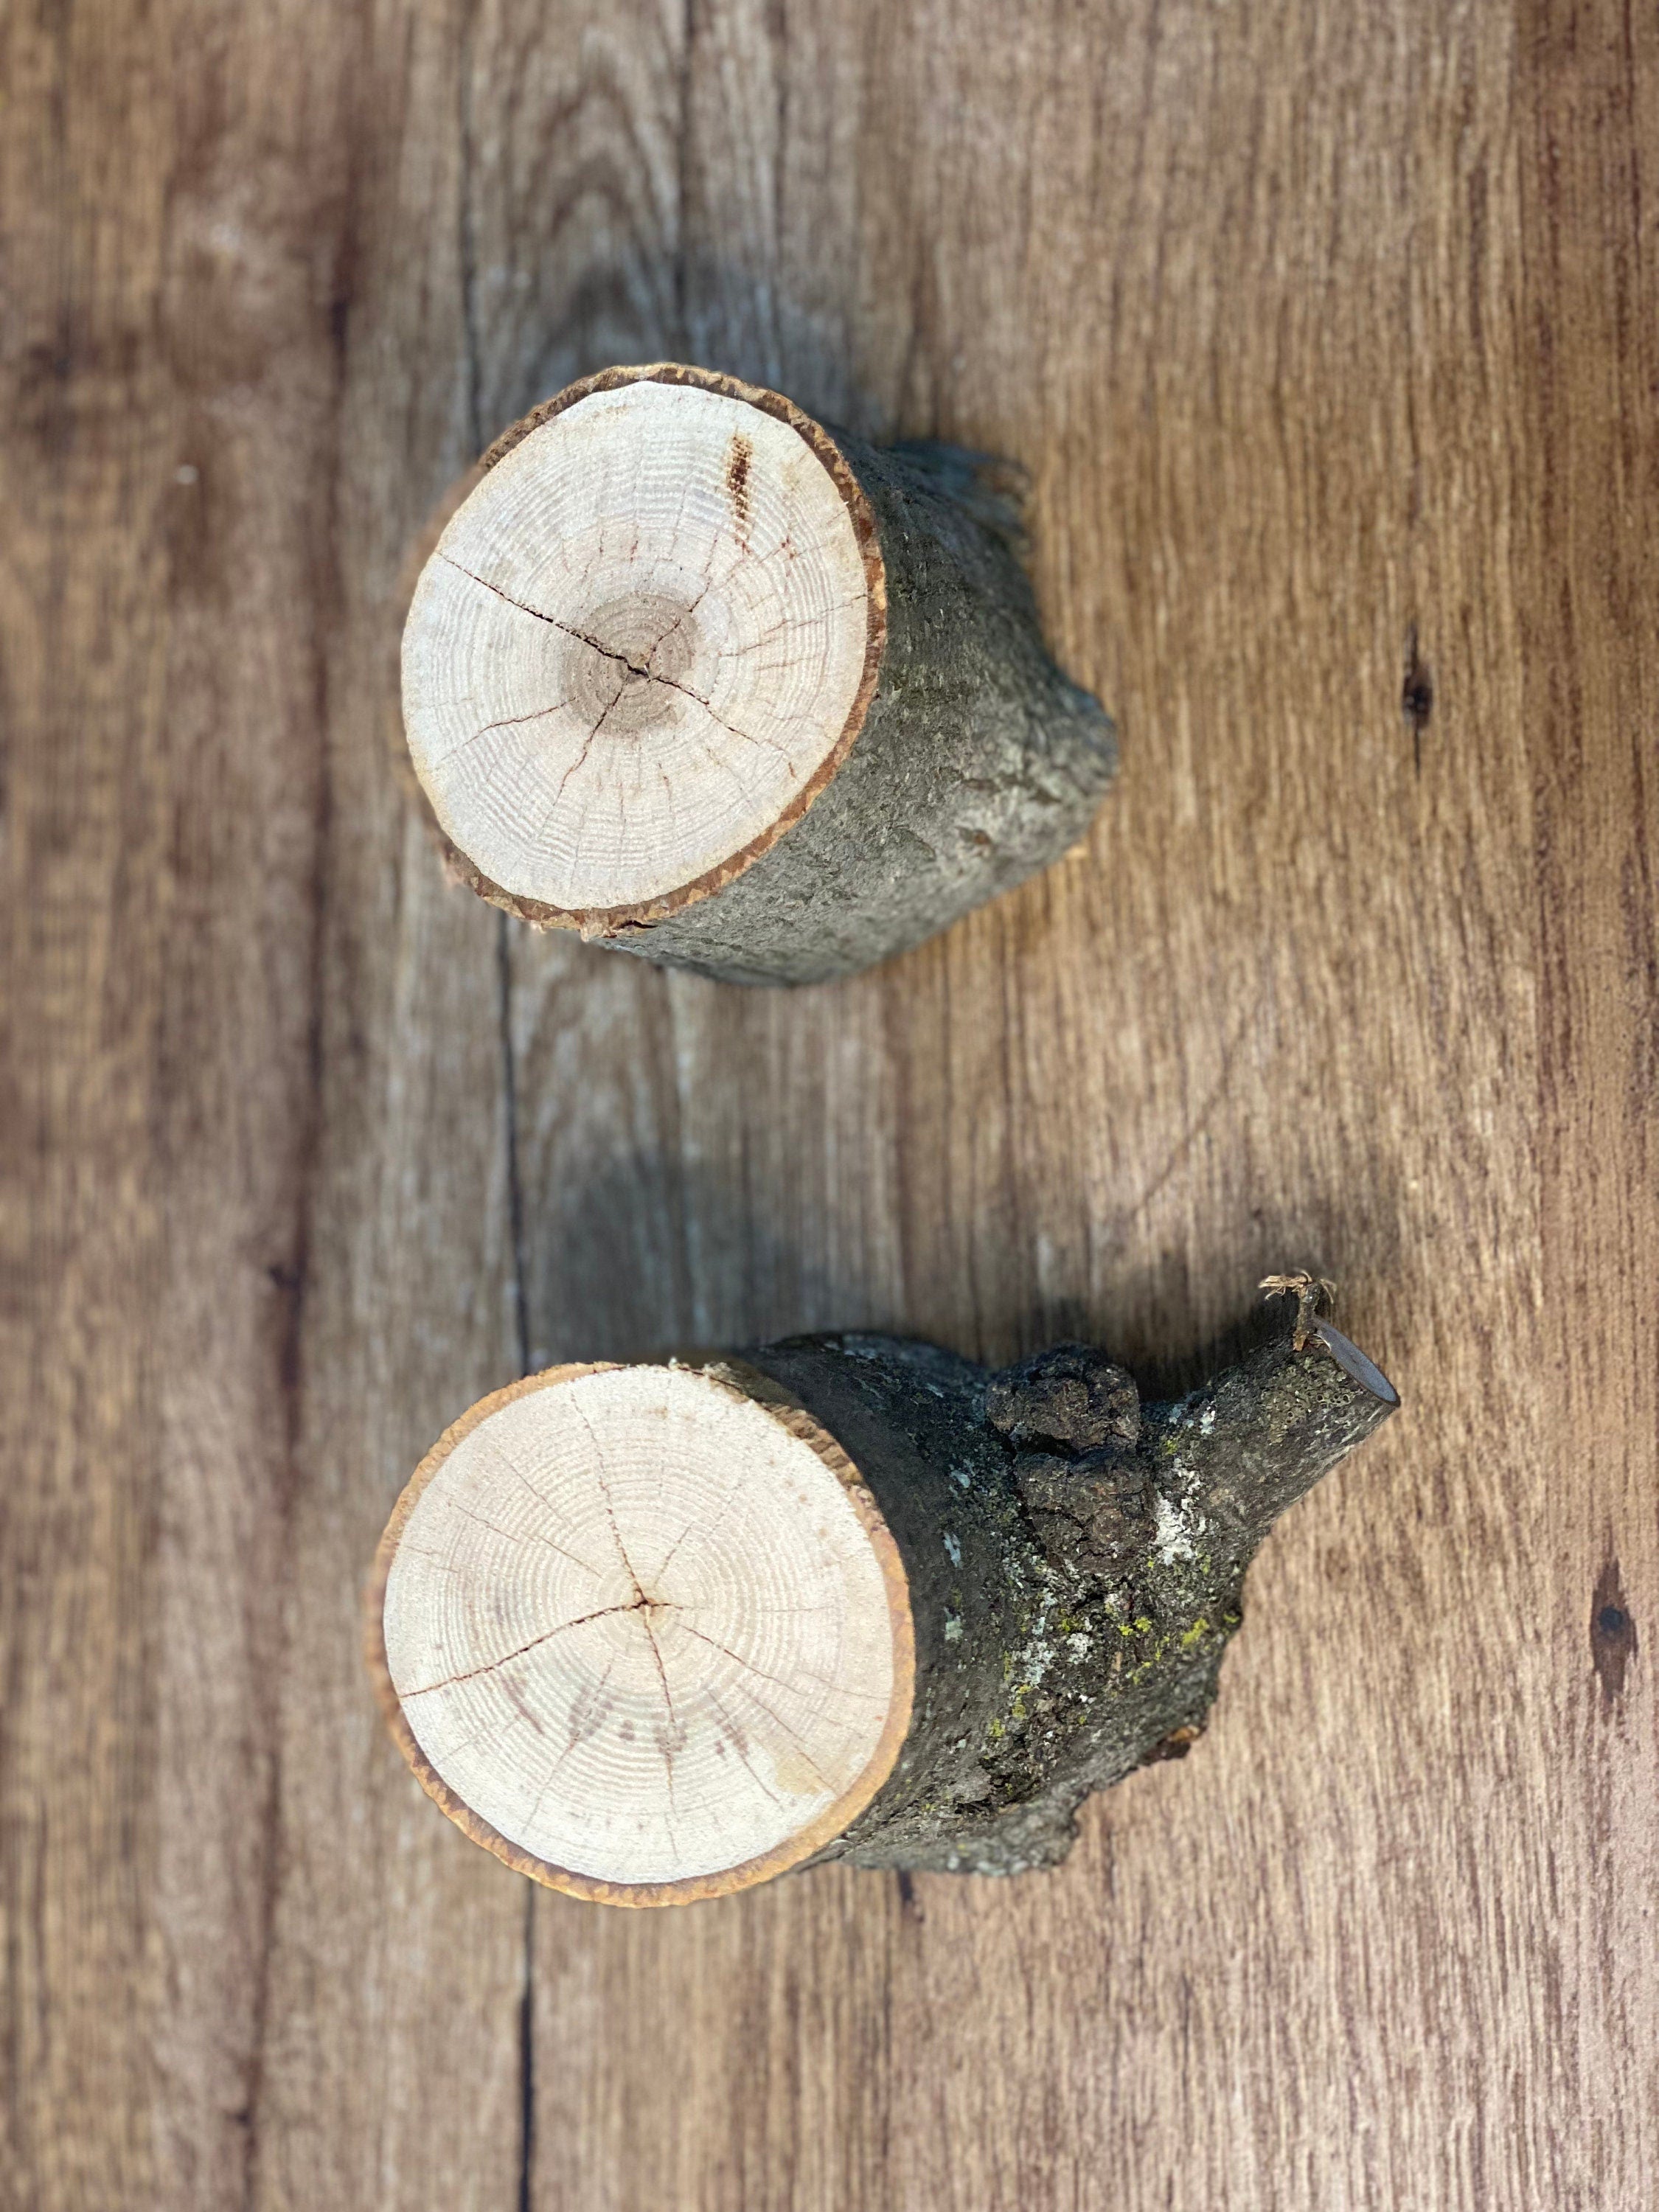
[987,1345,1150,1585]
[984,1342,1141,1453]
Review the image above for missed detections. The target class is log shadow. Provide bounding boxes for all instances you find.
[517,1150,912,1376]
[482,254,899,460]
[520,1140,1399,1407]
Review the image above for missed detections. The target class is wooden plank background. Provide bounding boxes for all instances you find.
[4,1,1655,2205]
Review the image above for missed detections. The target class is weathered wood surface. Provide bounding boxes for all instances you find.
[2,2,1653,2207]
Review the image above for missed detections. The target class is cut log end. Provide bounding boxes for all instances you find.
[369,1360,913,1905]
[1314,1318,1399,1405]
[401,366,884,930]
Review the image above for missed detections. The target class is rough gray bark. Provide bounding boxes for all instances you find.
[611,425,1117,984]
[745,1301,1398,1874]
[411,365,1116,984]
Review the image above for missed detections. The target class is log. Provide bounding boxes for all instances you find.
[399,363,1116,984]
[367,1291,1398,1905]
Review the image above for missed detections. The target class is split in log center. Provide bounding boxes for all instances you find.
[559,590,709,736]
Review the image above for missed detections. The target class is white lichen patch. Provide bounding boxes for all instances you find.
[1001,1590,1071,1700]
[944,1612,964,1644]
[943,1531,962,1567]
[1154,1491,1199,1566]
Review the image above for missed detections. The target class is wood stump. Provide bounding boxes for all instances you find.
[369,1298,1398,1905]
[400,364,1116,984]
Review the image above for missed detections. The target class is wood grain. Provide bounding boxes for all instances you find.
[3,1,1655,2208]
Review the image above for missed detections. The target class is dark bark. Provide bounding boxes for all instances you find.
[745,1306,1398,1874]
[604,428,1116,985]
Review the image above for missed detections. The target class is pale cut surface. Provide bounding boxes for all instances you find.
[381,1366,902,1889]
[402,379,873,914]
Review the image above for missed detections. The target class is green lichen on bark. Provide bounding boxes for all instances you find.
[748,1304,1397,1874]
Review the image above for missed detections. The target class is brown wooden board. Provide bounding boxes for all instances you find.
[2,1,1654,2207]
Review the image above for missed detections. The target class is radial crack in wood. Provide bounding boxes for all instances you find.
[399,363,1116,983]
[369,1303,1397,1903]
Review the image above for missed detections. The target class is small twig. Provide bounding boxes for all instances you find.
[1259,1270,1336,1352]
